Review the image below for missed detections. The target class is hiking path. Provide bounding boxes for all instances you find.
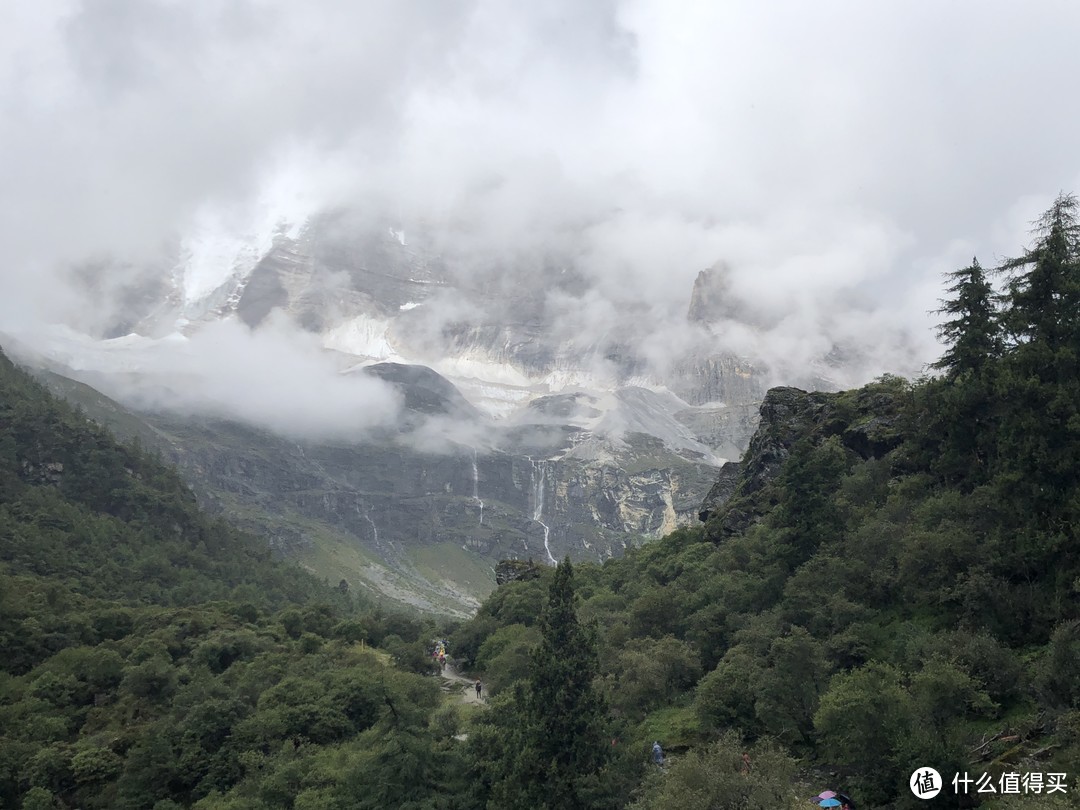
[440,660,487,707]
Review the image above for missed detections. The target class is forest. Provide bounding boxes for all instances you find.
[0,345,458,809]
[4,195,1080,808]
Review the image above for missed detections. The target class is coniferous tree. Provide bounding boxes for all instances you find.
[491,558,610,809]
[1001,192,1080,372]
[994,193,1080,521]
[931,257,1001,378]
[923,258,1003,485]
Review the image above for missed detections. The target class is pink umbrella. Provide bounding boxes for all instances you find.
[809,791,837,803]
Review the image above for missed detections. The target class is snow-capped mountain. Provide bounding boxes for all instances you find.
[108,208,772,444]
[9,207,855,614]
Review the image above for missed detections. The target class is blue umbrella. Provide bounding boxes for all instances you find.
[819,800,842,808]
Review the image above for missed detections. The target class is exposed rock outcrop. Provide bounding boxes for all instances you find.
[698,461,741,522]
[495,559,541,585]
[736,387,837,497]
[361,362,481,421]
[687,264,740,324]
[699,380,908,540]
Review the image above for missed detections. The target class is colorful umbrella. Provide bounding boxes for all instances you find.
[819,800,842,808]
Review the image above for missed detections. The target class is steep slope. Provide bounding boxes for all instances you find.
[30,361,720,616]
[0,346,460,810]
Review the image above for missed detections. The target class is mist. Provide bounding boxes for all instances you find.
[5,0,1080,433]
[20,315,402,440]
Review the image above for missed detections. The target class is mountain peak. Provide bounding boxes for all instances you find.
[687,262,739,324]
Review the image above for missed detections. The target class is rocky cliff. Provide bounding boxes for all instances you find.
[698,379,908,538]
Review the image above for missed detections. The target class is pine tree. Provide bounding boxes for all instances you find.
[931,258,1001,378]
[994,193,1080,511]
[1001,192,1080,372]
[491,558,610,809]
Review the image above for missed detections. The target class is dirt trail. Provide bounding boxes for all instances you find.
[440,660,486,707]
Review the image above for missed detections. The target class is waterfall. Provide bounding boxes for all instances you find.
[472,448,484,525]
[531,460,557,565]
[364,510,379,548]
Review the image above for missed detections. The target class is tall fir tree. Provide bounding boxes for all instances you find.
[1001,192,1080,375]
[923,258,1004,485]
[490,558,610,809]
[994,193,1080,515]
[931,257,1001,378]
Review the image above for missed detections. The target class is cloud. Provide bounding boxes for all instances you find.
[35,314,402,440]
[5,0,1080,425]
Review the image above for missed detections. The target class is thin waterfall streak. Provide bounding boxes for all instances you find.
[532,460,557,565]
[364,511,379,547]
[472,448,484,525]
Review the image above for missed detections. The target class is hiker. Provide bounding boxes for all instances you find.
[475,679,482,699]
[651,741,664,766]
[741,752,752,773]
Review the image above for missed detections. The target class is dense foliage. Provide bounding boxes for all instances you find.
[0,349,457,809]
[452,196,1080,808]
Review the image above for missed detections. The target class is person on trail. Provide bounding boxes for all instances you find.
[652,741,664,766]
[741,752,752,773]
[475,679,482,699]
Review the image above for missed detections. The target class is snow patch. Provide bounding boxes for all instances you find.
[446,378,534,420]
[539,366,616,392]
[178,203,310,305]
[322,314,398,361]
[434,354,534,388]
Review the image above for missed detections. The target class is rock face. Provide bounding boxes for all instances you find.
[142,417,718,564]
[234,213,447,332]
[698,462,741,522]
[31,363,720,615]
[736,387,837,497]
[495,559,541,585]
[687,264,740,324]
[361,362,481,421]
[698,379,909,538]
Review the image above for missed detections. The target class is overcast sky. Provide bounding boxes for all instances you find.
[4,0,1080,425]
